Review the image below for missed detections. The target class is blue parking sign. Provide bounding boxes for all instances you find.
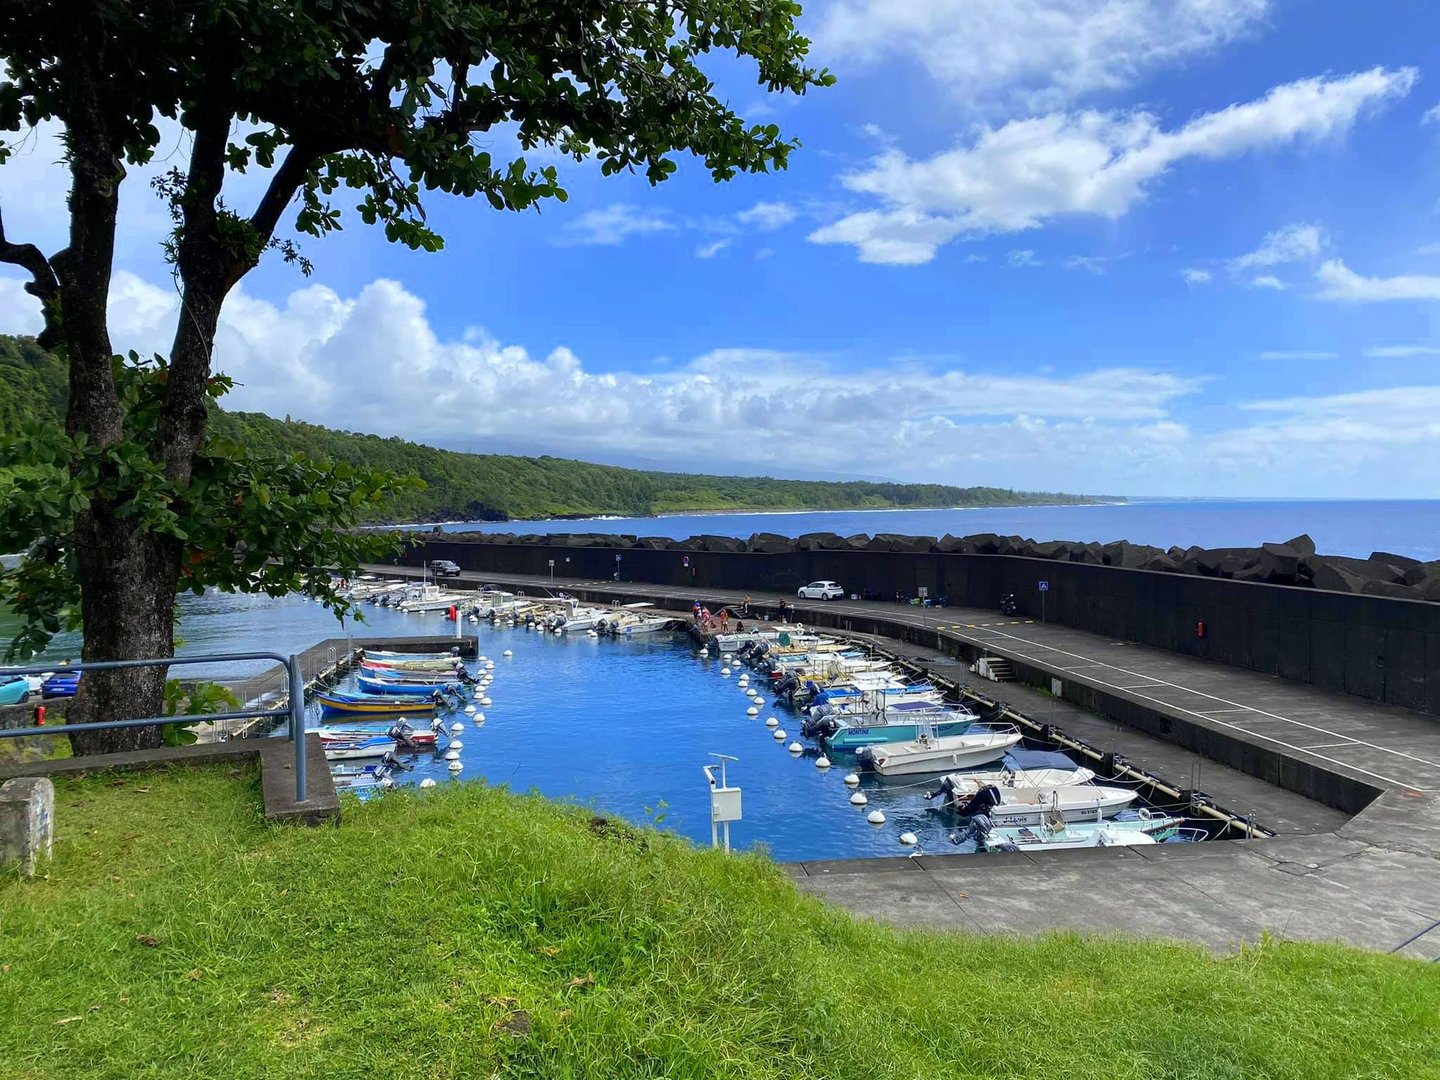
[1038,580,1049,591]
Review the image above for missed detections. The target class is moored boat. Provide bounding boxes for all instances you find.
[955,809,1187,851]
[316,690,439,717]
[357,674,463,696]
[856,725,1024,775]
[802,700,979,749]
[942,781,1139,827]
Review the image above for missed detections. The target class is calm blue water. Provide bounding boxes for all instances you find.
[423,500,1440,561]
[314,625,1066,861]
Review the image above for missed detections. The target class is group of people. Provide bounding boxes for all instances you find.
[692,599,750,633]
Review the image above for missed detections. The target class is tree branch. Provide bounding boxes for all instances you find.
[0,206,62,346]
[235,142,322,288]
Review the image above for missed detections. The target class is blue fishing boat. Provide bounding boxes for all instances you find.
[316,690,439,717]
[357,674,462,697]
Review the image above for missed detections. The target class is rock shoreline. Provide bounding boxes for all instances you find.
[426,529,1440,602]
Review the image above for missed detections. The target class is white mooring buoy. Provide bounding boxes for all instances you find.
[699,647,709,657]
[844,773,860,786]
[451,722,465,733]
[765,717,779,728]
[746,706,759,716]
[867,810,886,825]
[479,655,489,662]
[721,667,731,676]
[448,760,464,772]
[419,778,437,789]
[472,712,485,724]
[502,650,513,658]
[772,729,787,741]
[899,832,918,846]
[464,704,477,715]
[788,741,803,754]
[449,740,464,751]
[849,791,869,806]
[815,756,831,769]
[480,696,493,707]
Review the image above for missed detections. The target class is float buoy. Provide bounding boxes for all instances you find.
[472,712,485,724]
[699,647,709,657]
[449,740,464,750]
[788,742,803,754]
[480,697,492,706]
[502,650,513,658]
[899,832,918,846]
[451,722,465,733]
[419,778,437,789]
[721,667,731,676]
[773,729,787,741]
[849,791,868,806]
[444,749,460,761]
[815,756,831,769]
[464,705,477,715]
[843,773,860,786]
[867,810,886,825]
[746,706,759,716]
[765,717,778,728]
[448,760,464,772]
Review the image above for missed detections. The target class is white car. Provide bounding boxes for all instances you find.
[797,580,844,601]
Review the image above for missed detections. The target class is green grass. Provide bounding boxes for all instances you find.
[1,767,1436,1079]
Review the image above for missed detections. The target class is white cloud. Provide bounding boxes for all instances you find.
[810,0,1272,113]
[1363,345,1440,358]
[1239,386,1440,443]
[1417,242,1440,256]
[736,201,797,231]
[1006,249,1041,268]
[1315,259,1440,302]
[695,238,732,259]
[1181,267,1212,284]
[1258,350,1337,360]
[557,203,672,246]
[1424,103,1440,125]
[810,68,1415,264]
[1249,274,1286,290]
[1229,222,1325,271]
[0,270,1210,486]
[1064,255,1106,275]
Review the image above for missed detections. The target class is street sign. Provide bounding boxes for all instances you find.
[1038,580,1050,592]
[683,556,690,568]
[548,560,555,569]
[918,586,928,598]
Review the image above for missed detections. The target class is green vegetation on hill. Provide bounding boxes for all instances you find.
[0,765,1436,1079]
[1,335,1110,522]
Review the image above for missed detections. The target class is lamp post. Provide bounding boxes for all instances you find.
[615,553,622,581]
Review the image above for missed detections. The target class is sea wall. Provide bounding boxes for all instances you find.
[398,531,1440,715]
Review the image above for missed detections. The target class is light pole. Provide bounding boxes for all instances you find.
[615,553,622,581]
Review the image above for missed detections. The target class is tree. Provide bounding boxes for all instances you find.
[0,1,831,754]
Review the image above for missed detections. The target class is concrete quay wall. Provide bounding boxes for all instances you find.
[400,535,1440,716]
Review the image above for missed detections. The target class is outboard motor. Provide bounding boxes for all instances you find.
[949,813,994,848]
[999,593,1019,617]
[774,674,800,702]
[379,750,414,773]
[952,784,1004,819]
[801,715,841,741]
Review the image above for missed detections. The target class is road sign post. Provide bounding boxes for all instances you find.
[1038,580,1049,623]
[548,559,555,586]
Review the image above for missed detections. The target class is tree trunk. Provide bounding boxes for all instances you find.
[66,524,179,756]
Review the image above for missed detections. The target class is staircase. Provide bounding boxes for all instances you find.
[973,656,1017,683]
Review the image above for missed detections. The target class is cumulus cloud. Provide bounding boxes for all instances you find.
[1249,275,1286,290]
[1424,103,1440,125]
[0,270,1214,487]
[1064,255,1107,275]
[810,0,1272,113]
[735,201,797,230]
[1229,223,1325,271]
[557,203,672,246]
[1181,267,1212,284]
[810,68,1414,264]
[1006,249,1041,268]
[1315,259,1440,302]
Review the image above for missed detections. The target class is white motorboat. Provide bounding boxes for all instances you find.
[946,782,1139,827]
[930,765,1097,808]
[858,725,1024,776]
[957,809,1187,851]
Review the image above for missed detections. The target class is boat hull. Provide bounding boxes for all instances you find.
[356,675,459,696]
[316,693,437,717]
[823,716,974,749]
[863,730,1024,775]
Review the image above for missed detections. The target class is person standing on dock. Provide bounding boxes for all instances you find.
[741,595,752,616]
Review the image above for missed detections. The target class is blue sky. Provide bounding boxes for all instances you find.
[5,1,1440,497]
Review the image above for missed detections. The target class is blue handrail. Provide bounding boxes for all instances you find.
[0,651,310,802]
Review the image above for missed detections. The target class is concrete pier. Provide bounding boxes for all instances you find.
[366,564,1440,956]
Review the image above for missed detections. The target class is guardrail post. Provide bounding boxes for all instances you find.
[289,654,307,803]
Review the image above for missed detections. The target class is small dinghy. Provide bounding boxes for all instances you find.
[857,725,1024,776]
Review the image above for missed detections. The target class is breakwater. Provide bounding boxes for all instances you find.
[399,531,1440,715]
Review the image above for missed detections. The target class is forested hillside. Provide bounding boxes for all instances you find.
[1,335,1110,522]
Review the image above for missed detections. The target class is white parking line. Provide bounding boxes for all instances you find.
[938,622,1438,789]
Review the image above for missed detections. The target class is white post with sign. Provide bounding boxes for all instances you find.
[1038,580,1049,624]
[548,559,555,586]
[703,753,742,852]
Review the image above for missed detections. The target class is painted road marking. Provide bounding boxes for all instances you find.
[934,621,1437,789]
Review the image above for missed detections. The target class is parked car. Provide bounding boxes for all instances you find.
[41,672,80,699]
[0,676,29,706]
[430,559,462,577]
[797,580,845,601]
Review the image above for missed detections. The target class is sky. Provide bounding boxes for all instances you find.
[4,1,1440,497]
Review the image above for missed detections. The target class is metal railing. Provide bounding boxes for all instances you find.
[0,651,310,803]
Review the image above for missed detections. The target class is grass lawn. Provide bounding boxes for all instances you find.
[1,766,1436,1080]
